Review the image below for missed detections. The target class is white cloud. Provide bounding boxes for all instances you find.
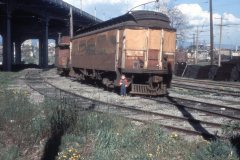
[176,4,218,26]
[223,13,240,24]
[64,0,122,6]
[176,3,240,27]
[63,0,240,45]
[63,0,162,13]
[175,3,240,45]
[63,0,122,8]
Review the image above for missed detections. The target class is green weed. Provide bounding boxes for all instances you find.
[0,146,20,160]
[222,121,240,138]
[189,140,238,160]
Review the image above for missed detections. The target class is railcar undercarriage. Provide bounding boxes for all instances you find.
[71,67,169,96]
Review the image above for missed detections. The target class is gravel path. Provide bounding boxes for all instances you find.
[40,68,240,137]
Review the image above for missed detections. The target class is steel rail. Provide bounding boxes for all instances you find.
[172,83,240,97]
[170,96,240,112]
[149,97,240,121]
[24,70,232,139]
[173,77,240,88]
[172,80,240,92]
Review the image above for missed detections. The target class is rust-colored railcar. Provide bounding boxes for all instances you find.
[58,10,176,96]
[55,36,70,75]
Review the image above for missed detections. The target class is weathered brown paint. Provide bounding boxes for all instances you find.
[71,27,176,73]
[71,30,118,71]
[163,31,176,53]
[123,28,176,71]
[59,36,70,45]
[55,48,70,68]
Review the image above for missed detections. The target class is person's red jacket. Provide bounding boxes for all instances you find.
[119,79,128,87]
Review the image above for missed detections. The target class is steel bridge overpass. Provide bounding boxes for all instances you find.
[0,0,101,71]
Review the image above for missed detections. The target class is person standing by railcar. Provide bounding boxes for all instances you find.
[120,75,128,96]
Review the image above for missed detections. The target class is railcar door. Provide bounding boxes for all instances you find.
[122,29,147,70]
[148,29,163,70]
[122,28,166,71]
[162,30,177,72]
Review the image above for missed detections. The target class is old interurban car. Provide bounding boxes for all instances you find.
[55,10,176,96]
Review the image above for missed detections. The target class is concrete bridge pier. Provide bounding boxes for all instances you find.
[15,41,22,64]
[39,18,49,68]
[2,2,12,71]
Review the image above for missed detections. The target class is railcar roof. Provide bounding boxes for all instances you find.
[74,10,175,37]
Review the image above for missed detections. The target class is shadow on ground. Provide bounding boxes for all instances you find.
[231,134,240,158]
[40,99,96,160]
[41,108,76,160]
[0,64,54,72]
[166,96,217,141]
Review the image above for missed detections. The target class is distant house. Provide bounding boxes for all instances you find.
[232,51,240,57]
[0,45,2,64]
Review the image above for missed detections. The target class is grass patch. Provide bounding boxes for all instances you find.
[0,72,21,87]
[0,71,239,160]
[56,111,239,160]
[190,140,238,160]
[0,89,49,147]
[1,89,239,160]
[0,145,20,160]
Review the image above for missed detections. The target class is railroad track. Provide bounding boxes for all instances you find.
[149,96,240,121]
[172,77,240,97]
[25,70,240,140]
[173,77,240,89]
[171,82,240,97]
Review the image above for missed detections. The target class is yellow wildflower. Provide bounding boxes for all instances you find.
[170,132,178,139]
[148,153,153,158]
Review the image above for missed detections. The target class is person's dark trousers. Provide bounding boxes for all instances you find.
[121,85,126,96]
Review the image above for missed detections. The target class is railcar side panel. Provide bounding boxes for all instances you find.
[117,30,124,69]
[163,30,176,72]
[55,48,70,68]
[123,28,172,71]
[163,30,176,53]
[124,29,146,70]
[71,30,118,71]
[148,30,162,70]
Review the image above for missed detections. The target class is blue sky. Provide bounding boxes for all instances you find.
[174,0,240,17]
[0,0,239,48]
[63,0,240,48]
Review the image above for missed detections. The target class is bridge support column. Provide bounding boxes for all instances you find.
[2,3,12,71]
[39,38,42,66]
[15,41,22,64]
[12,42,15,64]
[39,19,49,68]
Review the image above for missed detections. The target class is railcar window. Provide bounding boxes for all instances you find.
[109,35,116,46]
[79,40,86,55]
[96,35,107,54]
[58,45,69,50]
[107,32,116,54]
[107,34,117,54]
[72,40,79,55]
[86,38,95,54]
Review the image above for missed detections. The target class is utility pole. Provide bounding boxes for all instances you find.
[195,26,199,64]
[192,33,195,64]
[80,0,82,15]
[193,34,195,46]
[218,16,223,67]
[69,7,73,65]
[70,7,73,38]
[58,32,62,45]
[209,0,214,65]
[94,7,96,22]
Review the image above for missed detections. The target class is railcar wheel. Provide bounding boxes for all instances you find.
[147,77,161,92]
